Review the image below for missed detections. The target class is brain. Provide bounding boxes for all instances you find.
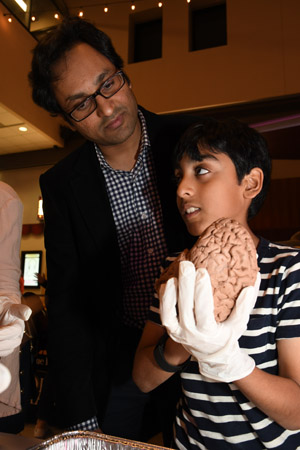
[156,218,259,322]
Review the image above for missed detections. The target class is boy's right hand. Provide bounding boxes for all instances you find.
[160,261,260,383]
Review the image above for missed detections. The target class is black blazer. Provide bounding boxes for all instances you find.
[40,106,199,427]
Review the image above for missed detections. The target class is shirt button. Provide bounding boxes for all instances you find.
[148,248,154,255]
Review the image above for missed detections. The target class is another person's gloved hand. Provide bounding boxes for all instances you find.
[0,296,32,357]
[0,362,11,394]
[160,261,260,382]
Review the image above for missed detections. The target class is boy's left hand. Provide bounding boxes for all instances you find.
[160,261,261,382]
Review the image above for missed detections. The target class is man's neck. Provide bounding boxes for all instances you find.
[98,120,142,171]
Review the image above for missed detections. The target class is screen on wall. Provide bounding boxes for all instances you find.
[21,251,42,288]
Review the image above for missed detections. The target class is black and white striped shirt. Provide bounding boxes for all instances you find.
[150,237,300,449]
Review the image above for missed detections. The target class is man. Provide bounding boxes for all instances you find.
[29,16,198,443]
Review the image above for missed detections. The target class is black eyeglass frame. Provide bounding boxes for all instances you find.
[67,70,126,122]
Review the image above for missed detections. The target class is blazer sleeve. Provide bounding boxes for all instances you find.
[40,141,122,428]
[40,171,99,427]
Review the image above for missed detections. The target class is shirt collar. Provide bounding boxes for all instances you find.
[95,108,150,170]
[138,109,151,151]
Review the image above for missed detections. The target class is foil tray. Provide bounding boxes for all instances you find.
[28,431,170,450]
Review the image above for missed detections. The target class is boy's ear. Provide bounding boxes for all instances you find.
[243,168,264,199]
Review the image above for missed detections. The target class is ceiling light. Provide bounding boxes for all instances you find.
[19,126,28,132]
[4,14,13,22]
[78,10,84,17]
[54,13,59,20]
[31,15,36,21]
[158,2,163,7]
[131,2,136,10]
[104,6,108,13]
[13,0,27,12]
[37,197,44,221]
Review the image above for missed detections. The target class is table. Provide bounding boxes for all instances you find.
[0,432,41,450]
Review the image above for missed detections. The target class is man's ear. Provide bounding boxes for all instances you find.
[243,168,264,200]
[68,122,77,132]
[61,114,77,131]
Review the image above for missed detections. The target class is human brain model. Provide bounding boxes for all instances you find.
[156,218,259,322]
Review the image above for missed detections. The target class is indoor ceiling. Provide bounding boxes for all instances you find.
[0,0,71,158]
[1,0,300,160]
[0,103,59,156]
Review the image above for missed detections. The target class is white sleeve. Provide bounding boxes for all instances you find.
[0,182,23,305]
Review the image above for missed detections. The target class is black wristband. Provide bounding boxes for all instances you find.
[153,332,190,373]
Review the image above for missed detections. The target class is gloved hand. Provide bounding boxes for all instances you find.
[160,261,260,382]
[0,362,11,394]
[0,296,32,357]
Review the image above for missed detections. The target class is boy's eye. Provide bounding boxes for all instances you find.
[195,166,209,176]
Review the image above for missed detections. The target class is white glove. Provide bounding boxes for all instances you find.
[0,362,11,394]
[160,261,260,382]
[0,296,32,357]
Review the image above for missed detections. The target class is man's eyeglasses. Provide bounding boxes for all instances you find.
[68,70,126,122]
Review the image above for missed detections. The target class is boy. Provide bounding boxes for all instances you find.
[133,119,300,449]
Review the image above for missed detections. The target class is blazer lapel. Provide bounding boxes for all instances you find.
[68,142,119,252]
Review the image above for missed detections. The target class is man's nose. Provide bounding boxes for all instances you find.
[95,93,114,117]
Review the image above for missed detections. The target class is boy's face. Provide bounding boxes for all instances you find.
[175,147,249,236]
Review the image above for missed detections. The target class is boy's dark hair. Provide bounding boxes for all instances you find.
[174,118,272,220]
[28,17,125,116]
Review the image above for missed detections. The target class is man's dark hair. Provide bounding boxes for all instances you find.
[28,17,125,116]
[174,118,272,220]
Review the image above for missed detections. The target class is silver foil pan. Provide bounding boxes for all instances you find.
[28,431,170,450]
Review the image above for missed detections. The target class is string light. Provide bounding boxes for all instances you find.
[2,1,191,27]
[51,1,174,18]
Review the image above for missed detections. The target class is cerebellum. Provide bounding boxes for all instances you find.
[156,218,259,322]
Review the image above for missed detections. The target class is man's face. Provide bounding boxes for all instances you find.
[51,43,140,149]
[175,148,249,236]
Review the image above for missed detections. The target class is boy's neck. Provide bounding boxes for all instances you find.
[247,227,260,248]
